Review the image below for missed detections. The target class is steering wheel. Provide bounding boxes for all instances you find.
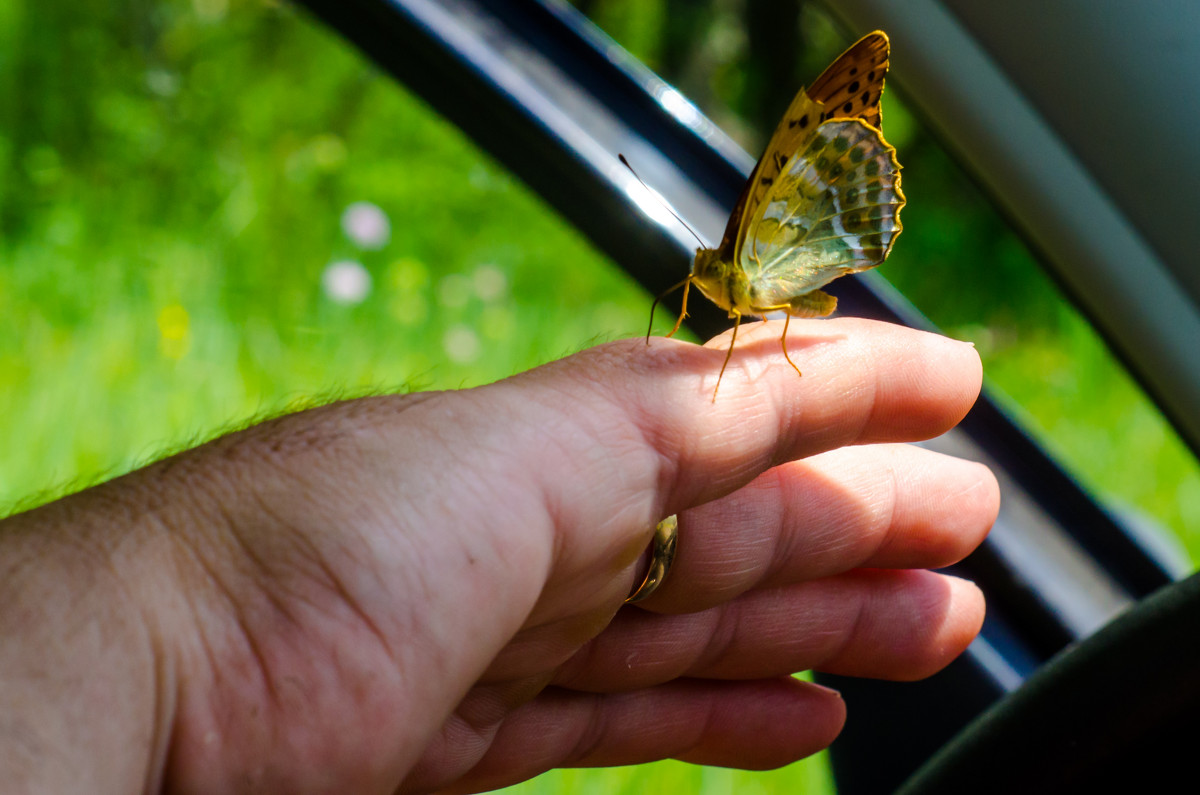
[897,570,1200,793]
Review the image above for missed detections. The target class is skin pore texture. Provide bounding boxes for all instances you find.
[0,318,997,793]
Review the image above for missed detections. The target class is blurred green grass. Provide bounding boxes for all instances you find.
[1,0,1198,793]
[0,0,655,508]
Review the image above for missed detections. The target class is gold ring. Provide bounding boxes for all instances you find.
[625,515,679,604]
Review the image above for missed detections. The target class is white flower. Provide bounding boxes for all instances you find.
[341,201,391,249]
[322,260,372,304]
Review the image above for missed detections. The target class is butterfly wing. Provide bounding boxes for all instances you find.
[722,31,891,266]
[722,89,828,264]
[741,118,904,307]
[700,31,896,303]
[746,29,892,207]
[807,31,890,128]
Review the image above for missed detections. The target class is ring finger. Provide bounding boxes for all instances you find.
[557,566,983,691]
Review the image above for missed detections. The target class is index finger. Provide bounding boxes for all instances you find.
[512,316,981,516]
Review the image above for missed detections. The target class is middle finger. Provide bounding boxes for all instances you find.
[647,442,998,613]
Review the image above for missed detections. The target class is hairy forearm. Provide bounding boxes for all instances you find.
[0,393,553,792]
[0,407,358,791]
[0,475,181,792]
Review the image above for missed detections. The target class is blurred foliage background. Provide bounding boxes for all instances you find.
[1,0,1198,792]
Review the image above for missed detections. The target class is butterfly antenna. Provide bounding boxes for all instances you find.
[618,154,707,249]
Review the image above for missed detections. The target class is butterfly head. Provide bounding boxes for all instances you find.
[691,246,749,315]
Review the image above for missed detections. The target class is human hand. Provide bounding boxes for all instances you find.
[0,318,996,794]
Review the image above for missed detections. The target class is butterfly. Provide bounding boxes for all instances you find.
[650,30,905,400]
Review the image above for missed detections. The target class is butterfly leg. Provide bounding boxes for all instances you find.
[712,310,742,402]
[764,290,838,379]
[666,278,692,338]
[780,314,802,378]
[646,276,693,343]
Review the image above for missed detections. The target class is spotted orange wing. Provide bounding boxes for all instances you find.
[807,30,890,128]
[737,32,902,304]
[720,31,891,268]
